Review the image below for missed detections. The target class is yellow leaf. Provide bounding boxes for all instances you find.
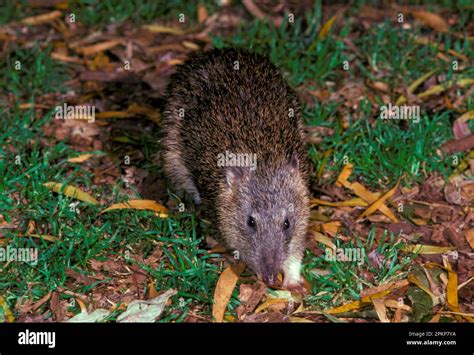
[144,24,185,35]
[402,244,455,254]
[100,200,168,217]
[457,110,474,122]
[417,78,474,99]
[21,10,62,25]
[358,179,399,220]
[336,163,353,186]
[290,316,314,323]
[443,257,458,310]
[344,182,397,222]
[0,296,14,322]
[326,279,408,314]
[412,218,428,226]
[212,263,246,322]
[321,221,341,236]
[411,10,449,32]
[127,103,161,125]
[318,15,336,40]
[182,41,200,50]
[68,154,94,163]
[395,69,438,105]
[312,231,336,250]
[254,298,288,313]
[311,197,368,207]
[43,182,99,205]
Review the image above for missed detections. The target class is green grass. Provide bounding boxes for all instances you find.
[0,0,221,26]
[213,2,347,86]
[303,228,413,310]
[1,0,472,322]
[306,102,459,188]
[0,45,69,99]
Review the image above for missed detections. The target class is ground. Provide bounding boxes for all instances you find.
[0,0,473,323]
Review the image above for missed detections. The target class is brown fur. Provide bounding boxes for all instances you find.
[162,48,310,287]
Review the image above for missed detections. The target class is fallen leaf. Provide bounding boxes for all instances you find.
[418,78,474,100]
[80,40,122,56]
[117,289,177,322]
[95,111,135,119]
[443,257,458,311]
[212,262,246,322]
[144,24,185,35]
[358,179,399,220]
[100,200,167,217]
[68,154,94,163]
[21,10,62,25]
[395,69,438,105]
[0,296,15,322]
[318,15,337,39]
[465,229,474,249]
[326,279,408,314]
[372,298,390,323]
[67,309,110,323]
[407,285,433,322]
[198,5,208,23]
[312,231,336,250]
[411,10,449,32]
[402,244,455,254]
[311,198,368,207]
[43,182,99,205]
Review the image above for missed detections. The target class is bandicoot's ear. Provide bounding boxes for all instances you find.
[225,166,245,189]
[288,153,299,174]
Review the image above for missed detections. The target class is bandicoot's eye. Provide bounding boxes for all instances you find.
[283,219,290,230]
[247,216,256,229]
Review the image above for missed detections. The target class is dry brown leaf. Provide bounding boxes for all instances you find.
[411,10,449,32]
[21,10,62,25]
[80,40,122,56]
[51,52,85,64]
[95,111,135,119]
[198,4,208,23]
[372,298,390,323]
[465,229,474,249]
[212,262,246,322]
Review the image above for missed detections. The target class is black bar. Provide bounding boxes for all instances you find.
[0,323,472,354]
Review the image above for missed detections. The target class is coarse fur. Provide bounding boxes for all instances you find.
[162,48,310,289]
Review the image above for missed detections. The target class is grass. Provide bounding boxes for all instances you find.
[213,3,347,86]
[1,0,472,322]
[0,0,220,26]
[303,228,413,310]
